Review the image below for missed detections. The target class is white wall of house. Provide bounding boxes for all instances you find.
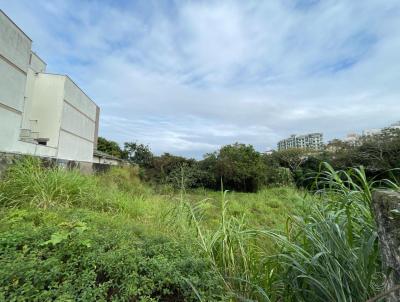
[29,52,46,73]
[57,77,99,162]
[0,10,100,162]
[0,11,31,72]
[0,10,30,153]
[29,74,65,148]
[21,53,47,131]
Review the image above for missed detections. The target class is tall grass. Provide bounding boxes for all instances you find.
[1,158,397,300]
[259,163,390,301]
[171,163,395,301]
[0,157,150,215]
[0,157,98,208]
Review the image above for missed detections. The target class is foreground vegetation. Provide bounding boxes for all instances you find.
[0,158,399,301]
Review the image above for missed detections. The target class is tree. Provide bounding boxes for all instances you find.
[270,148,309,173]
[325,139,351,153]
[97,137,126,159]
[356,128,400,172]
[214,143,266,192]
[148,153,193,183]
[124,142,154,167]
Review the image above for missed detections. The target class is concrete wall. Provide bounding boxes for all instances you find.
[14,141,57,157]
[0,11,31,73]
[0,109,23,152]
[93,155,121,166]
[0,58,27,111]
[0,151,106,179]
[0,10,30,153]
[61,101,96,142]
[29,74,65,148]
[0,10,100,163]
[21,68,38,130]
[57,77,98,162]
[64,77,98,121]
[57,130,94,162]
[29,52,46,73]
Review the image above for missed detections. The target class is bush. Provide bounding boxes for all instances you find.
[0,210,224,301]
[166,163,216,189]
[213,143,266,192]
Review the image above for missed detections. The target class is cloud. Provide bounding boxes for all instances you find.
[1,0,400,157]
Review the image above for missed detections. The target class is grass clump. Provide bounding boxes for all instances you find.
[168,164,391,301]
[0,157,99,209]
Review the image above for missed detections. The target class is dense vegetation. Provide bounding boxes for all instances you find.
[98,128,400,192]
[1,155,399,301]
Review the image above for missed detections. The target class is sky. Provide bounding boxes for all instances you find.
[1,0,400,158]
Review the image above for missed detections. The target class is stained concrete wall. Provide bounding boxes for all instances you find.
[0,10,30,153]
[61,101,96,142]
[21,68,37,130]
[0,58,27,111]
[29,52,46,73]
[0,109,23,152]
[0,151,110,179]
[57,77,99,162]
[93,156,121,166]
[29,74,65,148]
[0,10,100,163]
[57,130,94,162]
[0,10,31,73]
[64,77,97,121]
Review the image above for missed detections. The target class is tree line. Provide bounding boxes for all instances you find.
[97,127,400,192]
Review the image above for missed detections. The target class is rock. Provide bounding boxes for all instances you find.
[372,190,400,302]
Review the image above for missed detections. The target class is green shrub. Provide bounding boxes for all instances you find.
[213,143,266,192]
[0,209,224,301]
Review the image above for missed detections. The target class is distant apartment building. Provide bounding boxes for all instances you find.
[343,133,361,147]
[0,10,99,162]
[363,121,400,137]
[326,121,400,152]
[277,133,323,151]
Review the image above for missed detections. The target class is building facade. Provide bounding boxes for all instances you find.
[277,133,323,151]
[0,10,99,162]
[363,121,400,137]
[343,133,361,147]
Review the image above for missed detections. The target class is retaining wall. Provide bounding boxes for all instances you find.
[0,151,115,178]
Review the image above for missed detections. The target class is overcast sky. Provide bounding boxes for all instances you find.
[1,0,400,158]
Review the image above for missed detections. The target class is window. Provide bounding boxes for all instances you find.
[35,138,49,146]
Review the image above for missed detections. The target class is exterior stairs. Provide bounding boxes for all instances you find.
[19,120,42,144]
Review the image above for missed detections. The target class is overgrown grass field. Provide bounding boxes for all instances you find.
[0,158,397,301]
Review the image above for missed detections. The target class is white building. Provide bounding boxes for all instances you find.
[343,133,361,147]
[0,10,99,162]
[363,121,400,137]
[277,133,324,151]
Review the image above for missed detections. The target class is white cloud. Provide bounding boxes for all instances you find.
[1,0,400,157]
